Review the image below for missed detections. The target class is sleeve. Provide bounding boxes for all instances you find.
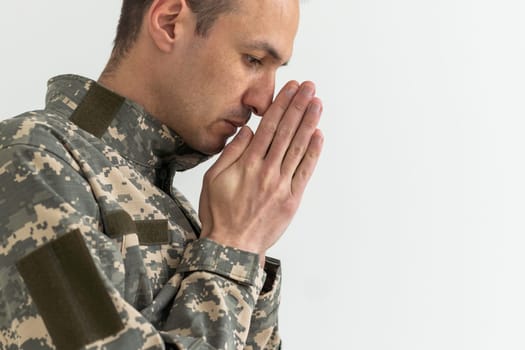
[0,143,282,350]
[244,257,282,350]
[160,238,267,349]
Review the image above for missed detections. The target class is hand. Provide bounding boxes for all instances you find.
[198,81,324,264]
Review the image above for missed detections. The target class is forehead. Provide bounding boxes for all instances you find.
[221,0,300,62]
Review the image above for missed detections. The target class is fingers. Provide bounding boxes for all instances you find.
[281,97,323,177]
[291,129,324,196]
[224,79,322,199]
[206,126,253,178]
[264,82,317,165]
[244,81,299,158]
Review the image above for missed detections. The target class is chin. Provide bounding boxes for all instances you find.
[190,131,230,155]
[197,140,227,156]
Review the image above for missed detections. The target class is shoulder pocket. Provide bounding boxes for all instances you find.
[16,229,124,350]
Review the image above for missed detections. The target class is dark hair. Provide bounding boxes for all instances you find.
[109,0,235,65]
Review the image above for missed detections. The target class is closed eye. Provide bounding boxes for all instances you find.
[245,55,263,68]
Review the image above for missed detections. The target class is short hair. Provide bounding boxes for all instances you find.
[110,0,236,65]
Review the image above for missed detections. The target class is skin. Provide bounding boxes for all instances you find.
[99,0,324,264]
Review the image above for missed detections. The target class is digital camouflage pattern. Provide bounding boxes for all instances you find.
[0,75,281,350]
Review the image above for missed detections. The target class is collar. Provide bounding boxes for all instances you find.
[45,74,210,172]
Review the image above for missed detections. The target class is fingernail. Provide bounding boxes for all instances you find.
[238,126,253,139]
[301,84,315,97]
[286,84,299,97]
[237,127,248,138]
[308,102,321,113]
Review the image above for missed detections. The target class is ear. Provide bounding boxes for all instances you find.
[147,0,192,53]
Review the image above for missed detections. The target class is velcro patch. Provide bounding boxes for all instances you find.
[104,209,169,245]
[69,83,124,138]
[16,229,124,350]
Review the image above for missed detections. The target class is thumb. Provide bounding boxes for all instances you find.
[206,126,253,177]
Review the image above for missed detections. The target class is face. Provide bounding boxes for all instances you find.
[155,0,300,155]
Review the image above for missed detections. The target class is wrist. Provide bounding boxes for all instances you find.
[205,232,260,254]
[259,255,266,267]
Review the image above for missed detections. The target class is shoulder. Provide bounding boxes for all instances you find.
[1,110,70,147]
[0,111,90,170]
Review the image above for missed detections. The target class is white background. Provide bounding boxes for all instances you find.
[2,1,525,349]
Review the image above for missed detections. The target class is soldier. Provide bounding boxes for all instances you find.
[0,0,323,349]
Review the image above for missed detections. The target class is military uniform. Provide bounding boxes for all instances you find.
[0,75,281,350]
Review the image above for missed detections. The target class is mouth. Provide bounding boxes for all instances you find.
[226,110,252,129]
[222,110,252,137]
[222,120,243,138]
[232,109,252,125]
[227,119,247,128]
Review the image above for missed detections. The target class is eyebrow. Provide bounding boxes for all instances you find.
[245,41,290,66]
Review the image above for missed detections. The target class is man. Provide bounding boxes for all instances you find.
[0,0,323,349]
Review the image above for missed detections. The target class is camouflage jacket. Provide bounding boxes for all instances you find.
[0,75,281,350]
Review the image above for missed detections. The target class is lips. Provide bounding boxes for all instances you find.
[223,110,251,135]
[226,119,246,128]
[225,112,251,129]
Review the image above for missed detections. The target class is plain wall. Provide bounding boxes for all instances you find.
[2,1,525,349]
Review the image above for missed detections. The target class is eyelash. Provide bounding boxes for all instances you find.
[245,55,263,68]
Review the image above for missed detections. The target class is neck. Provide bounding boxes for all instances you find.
[98,48,160,121]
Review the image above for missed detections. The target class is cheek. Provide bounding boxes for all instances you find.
[207,54,247,89]
[205,78,245,111]
[191,56,249,113]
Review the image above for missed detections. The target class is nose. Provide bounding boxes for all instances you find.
[242,73,276,117]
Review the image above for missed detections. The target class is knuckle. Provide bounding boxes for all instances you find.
[242,153,259,170]
[282,197,298,215]
[289,144,304,158]
[293,102,305,112]
[276,125,293,140]
[259,122,278,136]
[303,116,318,129]
[259,168,280,191]
[274,101,288,113]
[260,167,275,183]
[307,145,322,159]
[298,167,309,179]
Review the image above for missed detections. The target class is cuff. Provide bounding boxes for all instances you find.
[245,256,282,348]
[177,238,266,290]
[261,256,281,294]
